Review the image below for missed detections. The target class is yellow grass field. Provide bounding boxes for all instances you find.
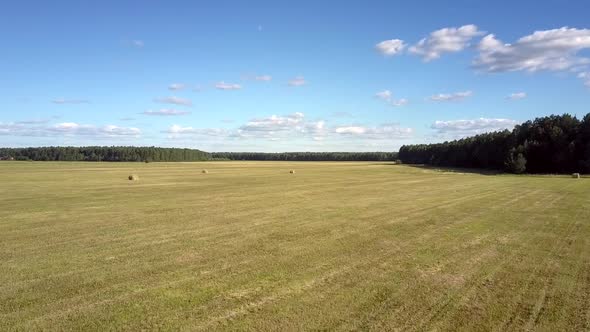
[1,161,589,330]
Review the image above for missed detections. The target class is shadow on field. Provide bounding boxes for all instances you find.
[395,164,503,176]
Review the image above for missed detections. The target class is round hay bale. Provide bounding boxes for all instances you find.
[202,169,208,174]
[128,174,139,181]
[572,173,581,179]
[289,170,295,174]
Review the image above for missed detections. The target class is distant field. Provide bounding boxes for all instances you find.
[1,161,589,330]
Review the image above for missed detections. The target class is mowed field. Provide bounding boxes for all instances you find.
[1,161,590,331]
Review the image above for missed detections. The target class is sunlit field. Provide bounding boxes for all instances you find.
[1,161,589,330]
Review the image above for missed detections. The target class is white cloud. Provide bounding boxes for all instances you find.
[52,98,90,104]
[507,92,527,100]
[375,90,408,107]
[154,96,192,106]
[288,76,306,86]
[474,27,590,73]
[239,112,306,133]
[579,72,590,87]
[431,118,518,137]
[375,90,392,101]
[132,40,144,47]
[335,126,366,135]
[165,125,229,137]
[168,83,185,91]
[391,98,409,107]
[334,124,413,139]
[15,119,50,124]
[375,39,406,56]
[255,75,272,81]
[409,24,483,61]
[142,109,191,116]
[0,122,140,138]
[215,81,242,90]
[162,113,413,147]
[429,90,473,102]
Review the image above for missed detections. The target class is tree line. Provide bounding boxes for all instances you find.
[0,146,210,162]
[0,147,399,162]
[399,113,590,174]
[211,152,399,161]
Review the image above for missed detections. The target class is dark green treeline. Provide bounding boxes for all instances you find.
[0,148,399,162]
[399,113,590,174]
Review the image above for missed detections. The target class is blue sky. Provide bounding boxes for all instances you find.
[1,0,589,151]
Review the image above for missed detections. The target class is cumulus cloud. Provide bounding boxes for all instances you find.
[375,90,408,107]
[391,98,409,107]
[162,113,413,146]
[52,98,90,104]
[0,122,140,138]
[154,96,192,106]
[409,24,483,61]
[507,92,527,100]
[141,109,191,116]
[168,83,185,91]
[255,75,272,81]
[288,76,306,86]
[429,90,473,102]
[431,118,518,137]
[375,90,392,101]
[15,119,50,124]
[579,72,590,87]
[215,81,242,90]
[165,125,228,137]
[239,112,306,133]
[375,39,406,56]
[474,27,590,73]
[334,124,413,139]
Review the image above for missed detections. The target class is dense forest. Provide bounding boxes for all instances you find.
[399,113,590,174]
[0,148,398,162]
[211,152,399,161]
[0,147,210,162]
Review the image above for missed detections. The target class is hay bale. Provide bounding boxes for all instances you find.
[202,169,208,174]
[572,173,580,179]
[128,174,139,181]
[289,170,295,174]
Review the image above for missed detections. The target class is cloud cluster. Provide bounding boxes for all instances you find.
[429,90,473,102]
[579,72,590,87]
[52,98,90,104]
[507,92,527,100]
[377,25,590,87]
[431,118,518,137]
[154,96,192,106]
[375,90,408,107]
[375,39,406,56]
[474,27,590,73]
[0,122,140,138]
[142,109,190,116]
[375,90,392,101]
[168,83,185,91]
[255,75,272,81]
[334,124,413,139]
[409,24,483,61]
[165,112,413,143]
[215,81,242,90]
[288,76,306,86]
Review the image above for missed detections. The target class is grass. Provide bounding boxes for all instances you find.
[1,161,589,331]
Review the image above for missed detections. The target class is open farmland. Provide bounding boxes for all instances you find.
[1,161,590,331]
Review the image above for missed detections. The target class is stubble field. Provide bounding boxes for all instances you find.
[1,161,589,330]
